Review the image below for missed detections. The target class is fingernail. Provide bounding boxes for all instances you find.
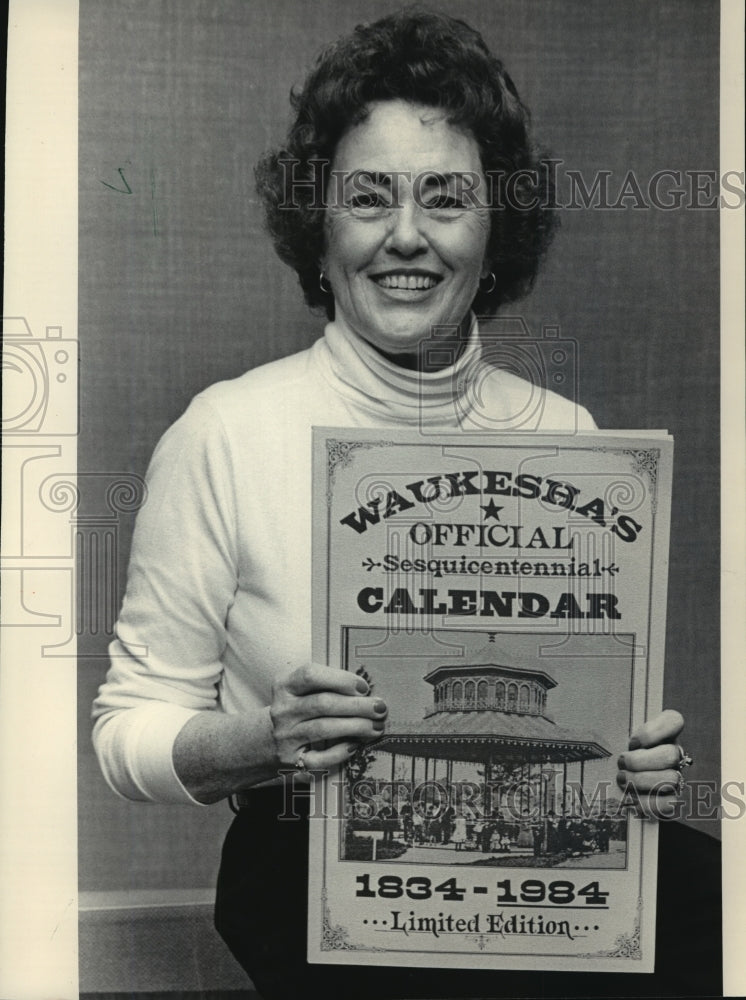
[347,744,359,755]
[373,719,386,731]
[616,772,627,787]
[373,699,387,715]
[356,678,369,695]
[628,736,641,750]
[617,755,626,769]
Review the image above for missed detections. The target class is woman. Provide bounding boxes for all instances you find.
[452,812,468,851]
[93,10,715,998]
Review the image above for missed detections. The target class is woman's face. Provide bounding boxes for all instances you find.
[322,100,491,366]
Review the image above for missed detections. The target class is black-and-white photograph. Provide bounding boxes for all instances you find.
[340,628,631,870]
[2,0,742,998]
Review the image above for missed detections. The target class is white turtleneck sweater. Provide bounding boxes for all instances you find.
[92,319,595,804]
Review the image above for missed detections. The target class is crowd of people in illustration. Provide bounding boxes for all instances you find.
[370,800,620,860]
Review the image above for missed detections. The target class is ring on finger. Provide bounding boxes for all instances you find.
[676,743,694,770]
[294,745,310,772]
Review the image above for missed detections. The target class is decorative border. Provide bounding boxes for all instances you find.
[326,439,394,505]
[320,889,387,953]
[622,449,660,513]
[592,446,661,513]
[315,436,666,967]
[577,896,643,960]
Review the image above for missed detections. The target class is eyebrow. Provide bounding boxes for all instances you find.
[415,171,463,189]
[341,170,465,188]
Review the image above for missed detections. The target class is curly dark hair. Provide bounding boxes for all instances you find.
[255,8,558,319]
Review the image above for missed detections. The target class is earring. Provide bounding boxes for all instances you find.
[319,270,332,294]
[480,272,497,294]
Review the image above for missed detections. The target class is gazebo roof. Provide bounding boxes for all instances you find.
[372,711,610,765]
[423,635,559,687]
[423,662,558,689]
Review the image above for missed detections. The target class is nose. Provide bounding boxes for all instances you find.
[384,202,427,257]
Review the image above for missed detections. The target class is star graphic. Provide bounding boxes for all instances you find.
[481,500,504,521]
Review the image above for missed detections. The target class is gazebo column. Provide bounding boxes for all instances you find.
[562,761,568,815]
[522,763,528,813]
[410,754,416,793]
[484,755,493,815]
[579,760,585,811]
[538,766,544,816]
[390,752,396,783]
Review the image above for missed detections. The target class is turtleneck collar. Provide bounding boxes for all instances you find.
[312,313,482,427]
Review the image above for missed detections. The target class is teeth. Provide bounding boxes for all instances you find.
[376,274,437,290]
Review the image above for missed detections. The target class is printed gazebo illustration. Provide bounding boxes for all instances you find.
[372,636,611,816]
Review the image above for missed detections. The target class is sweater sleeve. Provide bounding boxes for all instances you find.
[92,396,239,804]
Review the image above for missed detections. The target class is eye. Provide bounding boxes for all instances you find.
[422,193,467,211]
[348,192,389,212]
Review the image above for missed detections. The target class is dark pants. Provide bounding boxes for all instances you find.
[215,788,722,1000]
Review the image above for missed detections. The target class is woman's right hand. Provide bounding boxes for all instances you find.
[269,663,387,772]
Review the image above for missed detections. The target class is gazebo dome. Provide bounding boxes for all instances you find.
[425,662,555,717]
[372,634,610,768]
[423,636,556,717]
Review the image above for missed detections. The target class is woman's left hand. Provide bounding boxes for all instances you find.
[616,709,686,795]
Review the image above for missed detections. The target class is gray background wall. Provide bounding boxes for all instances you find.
[77,0,720,930]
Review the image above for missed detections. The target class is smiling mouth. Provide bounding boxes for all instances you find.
[371,272,441,291]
